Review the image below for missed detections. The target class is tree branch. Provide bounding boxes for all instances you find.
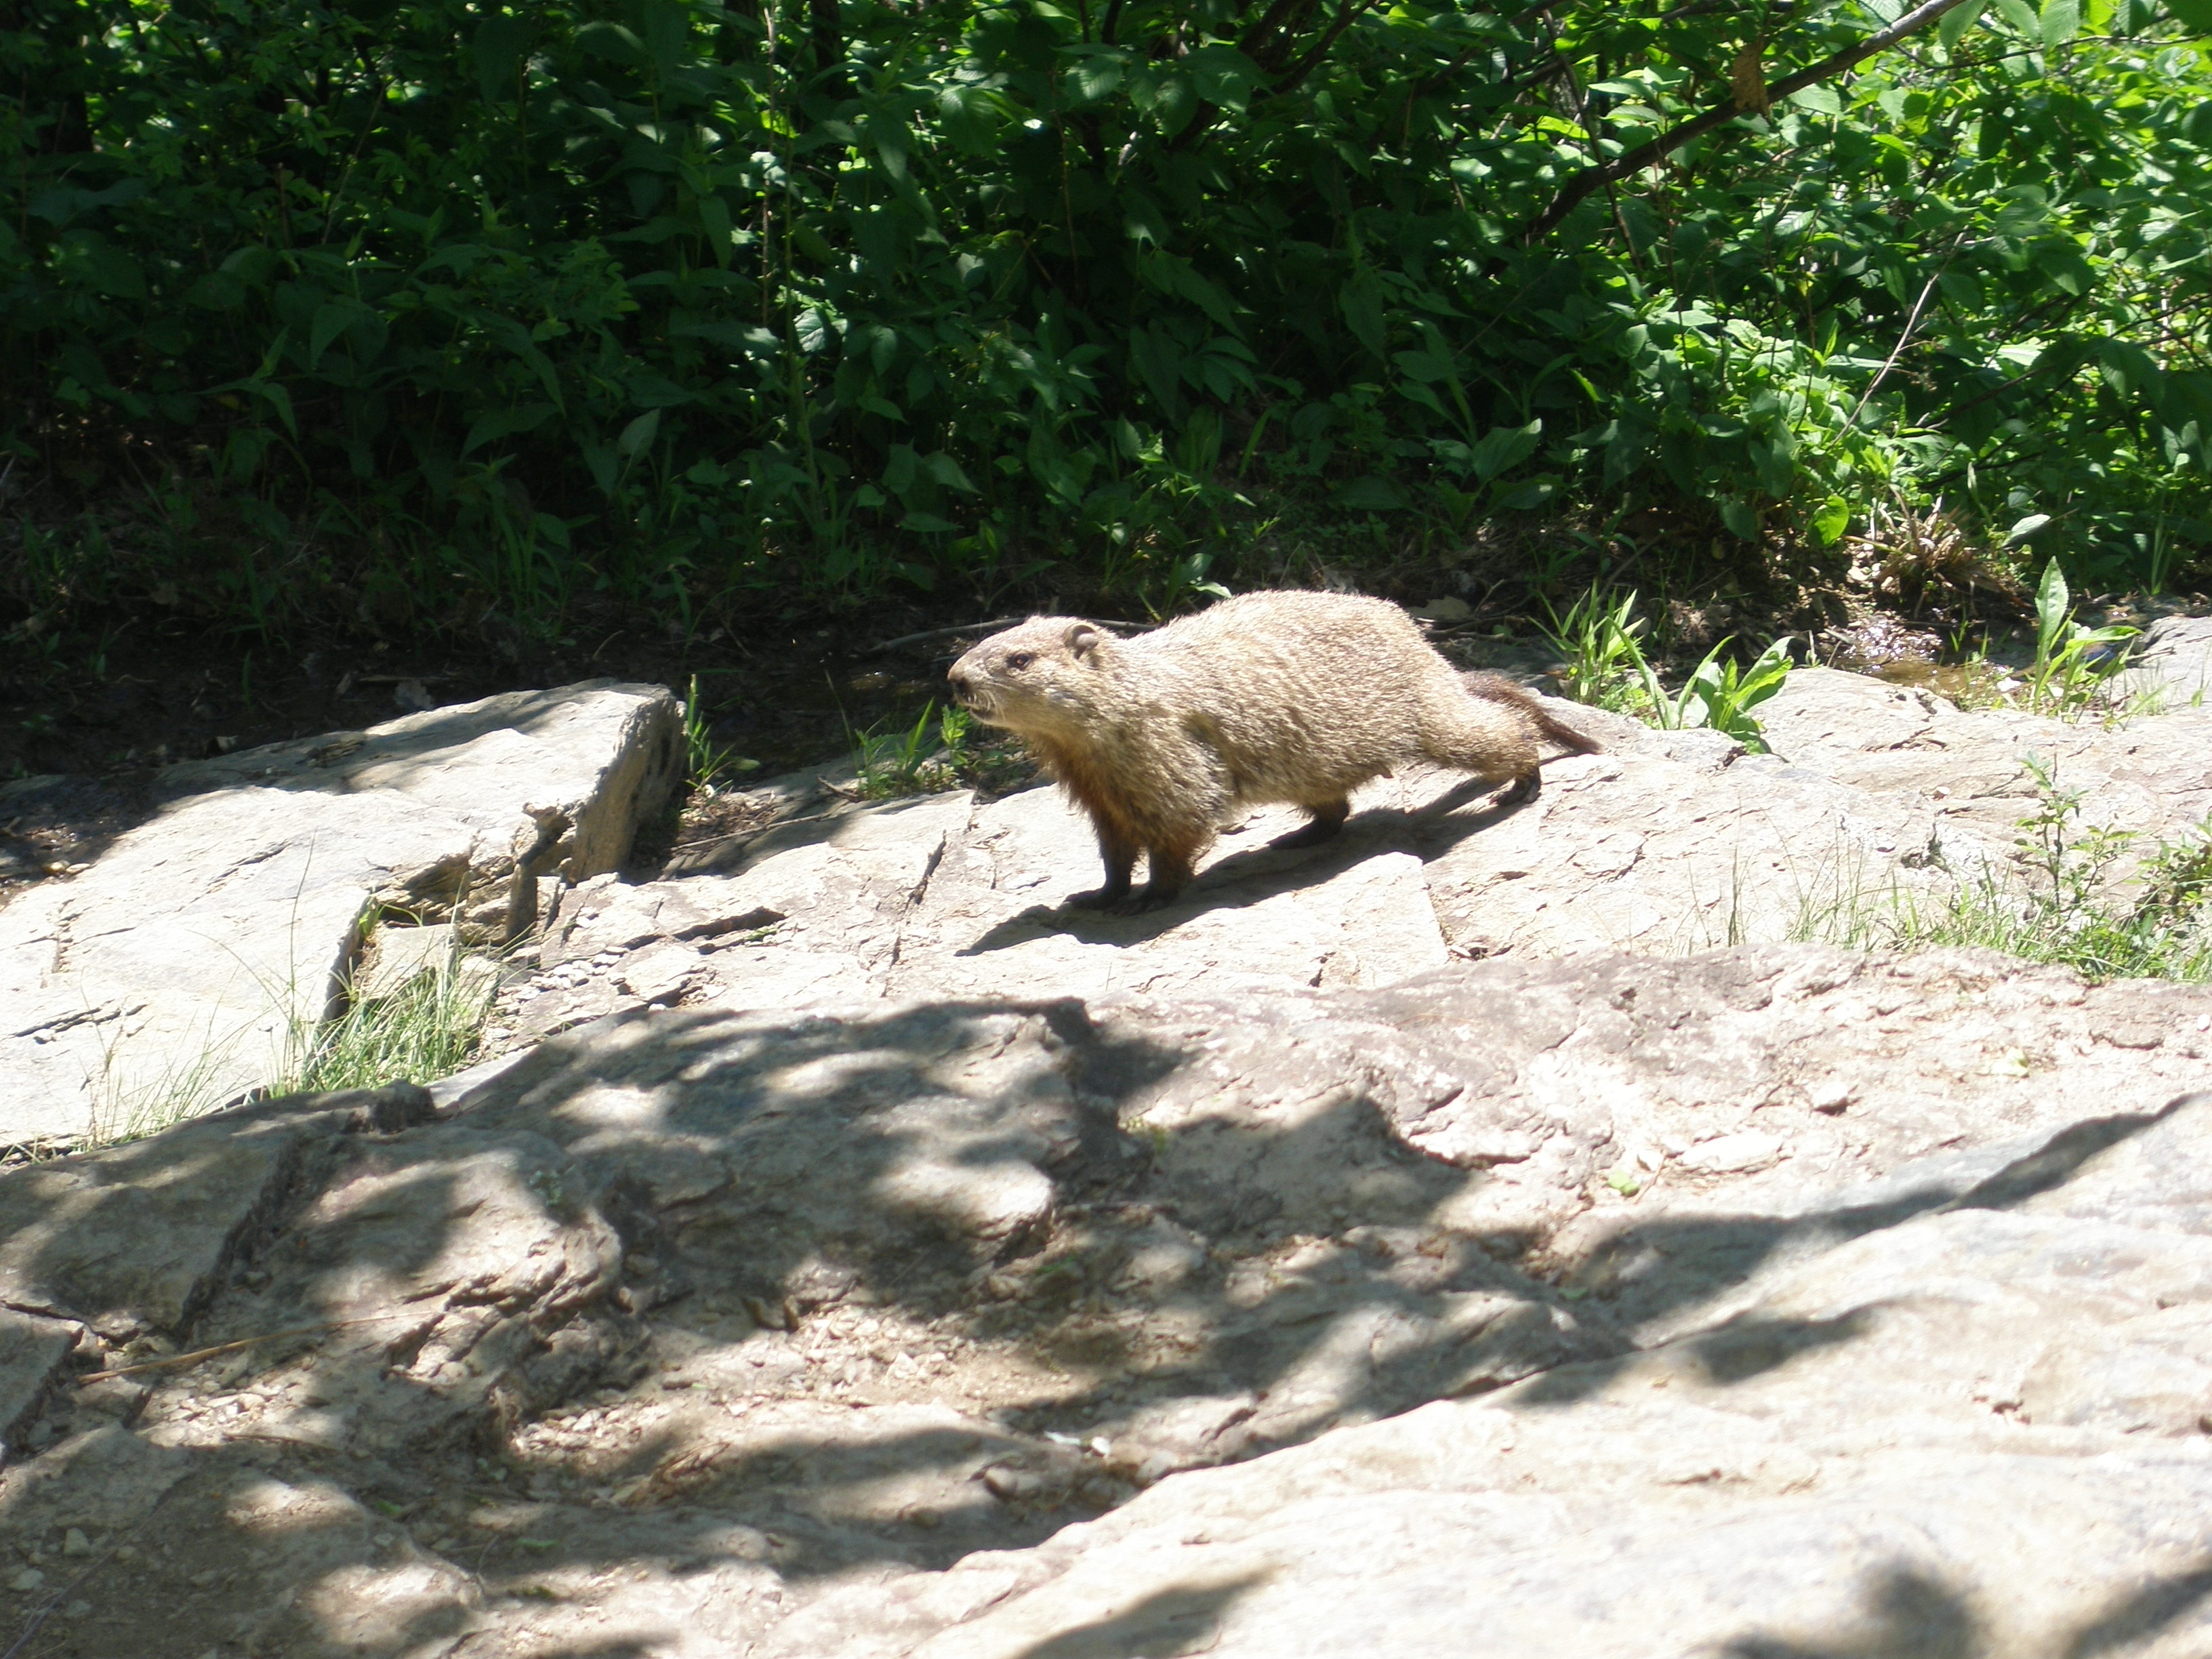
[1265,0,1381,97]
[1517,0,1977,246]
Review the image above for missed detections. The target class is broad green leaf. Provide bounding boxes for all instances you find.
[1938,3,1984,47]
[308,300,359,370]
[1813,496,1851,546]
[2167,0,2212,28]
[2040,0,2081,44]
[1340,273,1389,360]
[1787,84,1843,117]
[1466,421,1542,483]
[462,403,555,455]
[617,409,662,460]
[1070,55,1123,102]
[473,14,529,104]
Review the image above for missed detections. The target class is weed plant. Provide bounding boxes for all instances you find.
[2022,559,2140,720]
[285,926,499,1094]
[1542,586,1797,752]
[1817,759,2212,984]
[848,699,1031,800]
[684,674,760,795]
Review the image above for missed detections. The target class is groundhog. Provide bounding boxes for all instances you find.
[947,589,1599,912]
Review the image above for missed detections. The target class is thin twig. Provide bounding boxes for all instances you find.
[865,618,1020,655]
[1847,236,1963,427]
[1519,0,1978,245]
[77,1313,415,1383]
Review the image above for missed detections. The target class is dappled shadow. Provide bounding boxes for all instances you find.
[1012,1574,1261,1658]
[0,994,2196,1656]
[2062,1558,2212,1657]
[1721,1554,2212,1659]
[1721,1565,1984,1659]
[0,771,163,909]
[1512,1099,2184,1407]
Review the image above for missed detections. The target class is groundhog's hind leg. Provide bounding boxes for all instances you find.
[1420,697,1540,800]
[1271,796,1351,849]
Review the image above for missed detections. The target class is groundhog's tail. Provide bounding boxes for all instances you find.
[1462,672,1604,757]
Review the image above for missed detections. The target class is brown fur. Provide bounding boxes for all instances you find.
[948,590,1599,912]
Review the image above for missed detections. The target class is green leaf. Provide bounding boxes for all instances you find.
[462,403,555,455]
[617,408,662,461]
[576,21,646,63]
[1994,0,2040,30]
[2169,0,2212,28]
[1719,498,1761,540]
[1333,476,1408,512]
[923,452,977,493]
[1787,84,1843,117]
[2009,512,2054,544]
[1069,54,1124,102]
[1938,3,1984,47]
[473,14,530,104]
[1813,496,1851,546]
[1340,272,1389,360]
[308,300,359,370]
[1466,421,1542,483]
[2040,0,2081,43]
[2034,555,2068,656]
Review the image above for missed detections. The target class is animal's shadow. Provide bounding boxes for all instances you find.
[956,773,1528,955]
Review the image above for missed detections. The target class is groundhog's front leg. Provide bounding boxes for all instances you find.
[1113,834,1200,914]
[1066,830,1139,910]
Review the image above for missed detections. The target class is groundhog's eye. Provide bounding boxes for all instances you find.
[1005,651,1036,671]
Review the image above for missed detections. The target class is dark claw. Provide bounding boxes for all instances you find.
[1496,771,1540,806]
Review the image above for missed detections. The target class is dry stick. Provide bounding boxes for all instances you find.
[1846,238,1963,428]
[1518,0,1980,246]
[77,1313,417,1384]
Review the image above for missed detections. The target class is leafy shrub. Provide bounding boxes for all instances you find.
[7,0,2212,636]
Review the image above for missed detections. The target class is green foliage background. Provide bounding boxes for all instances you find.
[7,0,2212,634]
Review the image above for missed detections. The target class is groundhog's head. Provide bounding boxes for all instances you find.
[947,617,1118,737]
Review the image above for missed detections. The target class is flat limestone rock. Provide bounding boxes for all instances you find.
[0,1309,79,1458]
[0,681,678,1146]
[767,1084,2212,1659]
[536,659,2212,1017]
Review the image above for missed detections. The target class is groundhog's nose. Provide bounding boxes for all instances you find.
[947,666,972,703]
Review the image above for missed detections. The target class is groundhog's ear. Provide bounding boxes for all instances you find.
[1065,623,1102,659]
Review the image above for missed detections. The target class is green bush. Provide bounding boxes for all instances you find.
[8,0,2212,634]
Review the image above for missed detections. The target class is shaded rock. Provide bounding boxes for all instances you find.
[0,1084,428,1339]
[0,1309,79,1459]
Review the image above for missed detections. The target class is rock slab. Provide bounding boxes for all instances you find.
[0,681,680,1147]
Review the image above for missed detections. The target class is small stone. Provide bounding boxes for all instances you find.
[981,1464,1044,1502]
[62,1600,90,1618]
[9,1568,44,1592]
[61,1528,89,1557]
